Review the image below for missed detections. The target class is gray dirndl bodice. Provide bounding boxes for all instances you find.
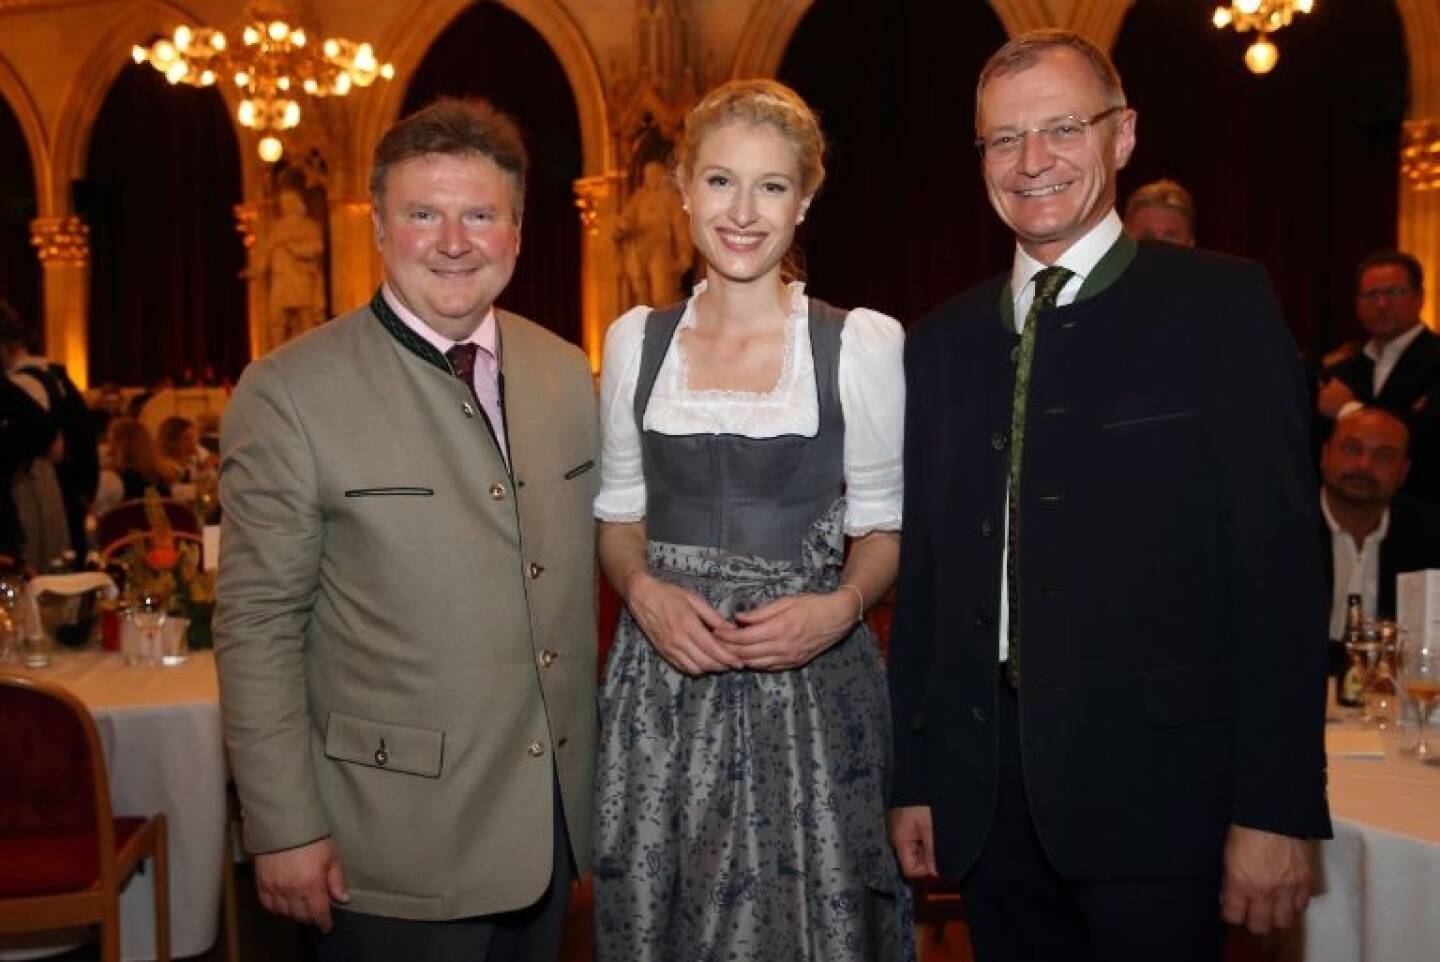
[633,297,848,563]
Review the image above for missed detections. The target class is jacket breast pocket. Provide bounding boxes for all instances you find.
[324,710,445,777]
[1099,409,1199,431]
[1139,664,1235,728]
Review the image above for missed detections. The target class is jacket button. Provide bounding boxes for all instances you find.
[539,649,558,667]
[529,562,545,579]
[462,402,476,418]
[374,739,389,767]
[991,431,1008,451]
[979,518,995,538]
[490,483,506,500]
[971,706,987,723]
[974,613,993,630]
[527,740,545,758]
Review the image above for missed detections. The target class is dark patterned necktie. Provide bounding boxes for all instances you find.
[445,342,482,408]
[1005,265,1073,687]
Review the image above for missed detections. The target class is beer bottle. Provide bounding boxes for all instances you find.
[1338,593,1366,709]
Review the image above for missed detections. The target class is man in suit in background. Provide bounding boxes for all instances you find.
[1318,250,1440,504]
[1320,406,1440,631]
[216,98,600,962]
[888,30,1330,961]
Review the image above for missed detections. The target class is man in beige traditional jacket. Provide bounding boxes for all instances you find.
[216,98,599,962]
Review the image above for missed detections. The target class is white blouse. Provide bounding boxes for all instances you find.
[594,283,905,536]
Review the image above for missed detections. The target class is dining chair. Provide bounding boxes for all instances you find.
[96,498,202,553]
[0,672,170,962]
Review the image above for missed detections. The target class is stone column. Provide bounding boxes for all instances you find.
[1400,119,1440,332]
[329,197,380,318]
[574,174,621,374]
[30,216,91,388]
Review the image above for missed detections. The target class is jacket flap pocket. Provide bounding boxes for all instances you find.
[1100,409,1199,431]
[563,459,596,480]
[1139,664,1235,727]
[344,487,434,497]
[324,711,444,777]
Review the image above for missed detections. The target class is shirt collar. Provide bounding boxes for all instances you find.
[381,283,499,359]
[1362,321,1424,366]
[1011,210,1123,304]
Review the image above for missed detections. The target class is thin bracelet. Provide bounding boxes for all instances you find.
[837,584,865,625]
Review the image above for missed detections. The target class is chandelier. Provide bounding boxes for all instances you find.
[1211,0,1314,75]
[1402,122,1440,193]
[131,1,394,163]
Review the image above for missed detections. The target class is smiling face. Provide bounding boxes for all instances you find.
[978,48,1135,264]
[679,120,811,286]
[372,151,521,341]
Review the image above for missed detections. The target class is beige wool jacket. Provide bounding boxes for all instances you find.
[215,300,599,921]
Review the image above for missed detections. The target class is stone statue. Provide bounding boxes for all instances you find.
[258,189,327,350]
[616,161,692,307]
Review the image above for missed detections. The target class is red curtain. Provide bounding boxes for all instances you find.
[778,1,1014,325]
[83,63,248,385]
[1112,0,1407,357]
[0,95,41,343]
[400,2,583,347]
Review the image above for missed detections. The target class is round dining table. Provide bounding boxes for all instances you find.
[1286,717,1440,962]
[3,650,227,961]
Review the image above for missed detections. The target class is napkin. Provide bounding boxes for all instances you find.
[21,572,118,641]
[1325,727,1386,759]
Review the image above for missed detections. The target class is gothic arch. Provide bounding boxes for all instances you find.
[352,0,610,190]
[1395,0,1440,116]
[730,0,813,78]
[48,0,255,218]
[0,52,50,215]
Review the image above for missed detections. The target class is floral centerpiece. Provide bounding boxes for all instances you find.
[109,489,217,648]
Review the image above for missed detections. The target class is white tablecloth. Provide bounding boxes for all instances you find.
[6,651,226,961]
[1292,721,1440,962]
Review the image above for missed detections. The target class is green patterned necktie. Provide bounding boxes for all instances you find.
[1005,265,1073,688]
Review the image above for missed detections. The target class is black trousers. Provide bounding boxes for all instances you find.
[317,782,575,962]
[961,676,1224,962]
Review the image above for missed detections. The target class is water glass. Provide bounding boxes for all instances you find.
[160,616,190,667]
[21,631,52,669]
[127,593,166,668]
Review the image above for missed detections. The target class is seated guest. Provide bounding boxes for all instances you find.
[1320,406,1440,633]
[96,418,173,515]
[1318,250,1440,503]
[156,416,216,483]
[1122,177,1195,246]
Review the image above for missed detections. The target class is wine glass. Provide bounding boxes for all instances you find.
[128,592,167,668]
[1397,628,1440,764]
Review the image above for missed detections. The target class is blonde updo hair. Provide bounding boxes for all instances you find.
[675,79,826,199]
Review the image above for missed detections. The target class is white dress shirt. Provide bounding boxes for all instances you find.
[998,210,1124,661]
[594,281,905,537]
[1321,491,1389,639]
[1364,322,1425,397]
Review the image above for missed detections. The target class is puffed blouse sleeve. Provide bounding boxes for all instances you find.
[593,306,650,522]
[838,307,905,535]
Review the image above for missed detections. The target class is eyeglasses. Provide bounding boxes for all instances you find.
[1357,286,1415,303]
[975,106,1126,161]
